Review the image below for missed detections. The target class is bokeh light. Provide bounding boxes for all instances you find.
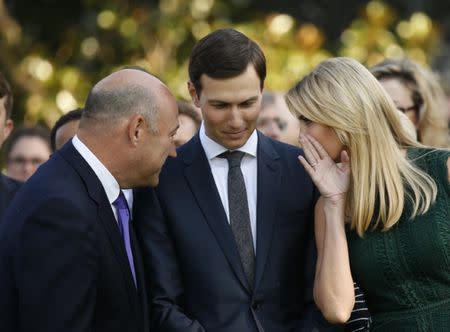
[0,0,442,127]
[97,10,117,29]
[81,37,100,58]
[56,90,78,113]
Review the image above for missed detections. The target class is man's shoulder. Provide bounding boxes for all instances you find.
[12,153,91,212]
[268,137,302,154]
[3,159,96,237]
[258,134,303,162]
[162,137,203,170]
[0,174,22,195]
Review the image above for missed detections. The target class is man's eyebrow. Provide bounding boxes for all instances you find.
[240,96,259,103]
[208,99,229,104]
[208,96,259,104]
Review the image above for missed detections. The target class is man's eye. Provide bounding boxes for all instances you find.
[240,101,254,108]
[213,104,227,109]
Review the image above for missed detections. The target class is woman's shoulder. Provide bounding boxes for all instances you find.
[407,146,450,165]
[408,146,450,187]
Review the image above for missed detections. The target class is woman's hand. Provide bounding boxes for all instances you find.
[298,134,350,202]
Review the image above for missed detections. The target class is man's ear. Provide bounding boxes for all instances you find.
[187,81,200,108]
[128,114,146,146]
[2,119,13,141]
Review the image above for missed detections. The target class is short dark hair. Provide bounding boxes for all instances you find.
[0,72,13,119]
[3,125,51,163]
[50,108,83,151]
[83,83,159,132]
[177,101,201,128]
[188,28,266,95]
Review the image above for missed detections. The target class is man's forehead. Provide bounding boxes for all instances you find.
[200,64,261,88]
[200,78,262,103]
[206,92,260,104]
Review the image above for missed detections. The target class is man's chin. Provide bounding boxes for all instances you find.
[221,137,249,150]
[148,176,159,188]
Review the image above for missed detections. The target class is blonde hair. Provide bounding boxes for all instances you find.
[370,58,450,148]
[397,110,417,141]
[285,57,438,236]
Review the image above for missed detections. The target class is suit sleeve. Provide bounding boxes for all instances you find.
[15,197,97,332]
[295,151,344,331]
[134,188,205,332]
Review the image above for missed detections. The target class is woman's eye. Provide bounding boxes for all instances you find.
[298,115,312,124]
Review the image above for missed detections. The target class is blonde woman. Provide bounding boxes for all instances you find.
[370,58,450,148]
[285,57,450,330]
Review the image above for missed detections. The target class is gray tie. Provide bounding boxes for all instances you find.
[222,151,255,288]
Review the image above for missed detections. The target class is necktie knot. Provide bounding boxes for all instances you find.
[220,151,246,168]
[113,191,129,213]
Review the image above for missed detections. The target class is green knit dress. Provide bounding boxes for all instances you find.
[347,148,450,331]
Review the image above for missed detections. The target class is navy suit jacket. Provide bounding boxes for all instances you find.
[135,132,321,332]
[0,142,149,332]
[0,174,21,220]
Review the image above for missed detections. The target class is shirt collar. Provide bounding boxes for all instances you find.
[199,122,258,160]
[72,135,121,205]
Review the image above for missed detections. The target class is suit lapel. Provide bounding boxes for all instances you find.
[58,142,138,298]
[130,213,149,331]
[97,197,138,295]
[182,136,251,291]
[254,133,281,291]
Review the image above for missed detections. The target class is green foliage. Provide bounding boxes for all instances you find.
[0,0,441,126]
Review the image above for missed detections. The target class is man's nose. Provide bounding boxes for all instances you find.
[228,107,244,128]
[169,144,177,158]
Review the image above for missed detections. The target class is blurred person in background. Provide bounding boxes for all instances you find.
[0,73,14,149]
[274,92,301,146]
[286,57,450,330]
[4,126,51,182]
[0,72,21,219]
[370,58,450,148]
[174,100,201,147]
[256,91,287,141]
[50,108,83,151]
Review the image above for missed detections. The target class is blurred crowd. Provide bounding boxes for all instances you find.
[2,56,449,188]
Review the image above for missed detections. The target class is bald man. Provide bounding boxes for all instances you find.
[0,69,179,332]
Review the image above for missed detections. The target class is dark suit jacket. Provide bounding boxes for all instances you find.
[0,142,149,332]
[0,174,21,220]
[135,132,321,332]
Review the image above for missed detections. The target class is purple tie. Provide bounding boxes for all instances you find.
[113,191,136,286]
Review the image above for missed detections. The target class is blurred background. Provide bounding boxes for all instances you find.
[1,0,449,127]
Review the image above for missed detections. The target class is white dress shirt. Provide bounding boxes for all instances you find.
[199,124,258,249]
[72,135,133,221]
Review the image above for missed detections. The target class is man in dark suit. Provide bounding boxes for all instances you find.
[135,28,320,332]
[0,69,179,332]
[0,174,21,218]
[0,71,21,219]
